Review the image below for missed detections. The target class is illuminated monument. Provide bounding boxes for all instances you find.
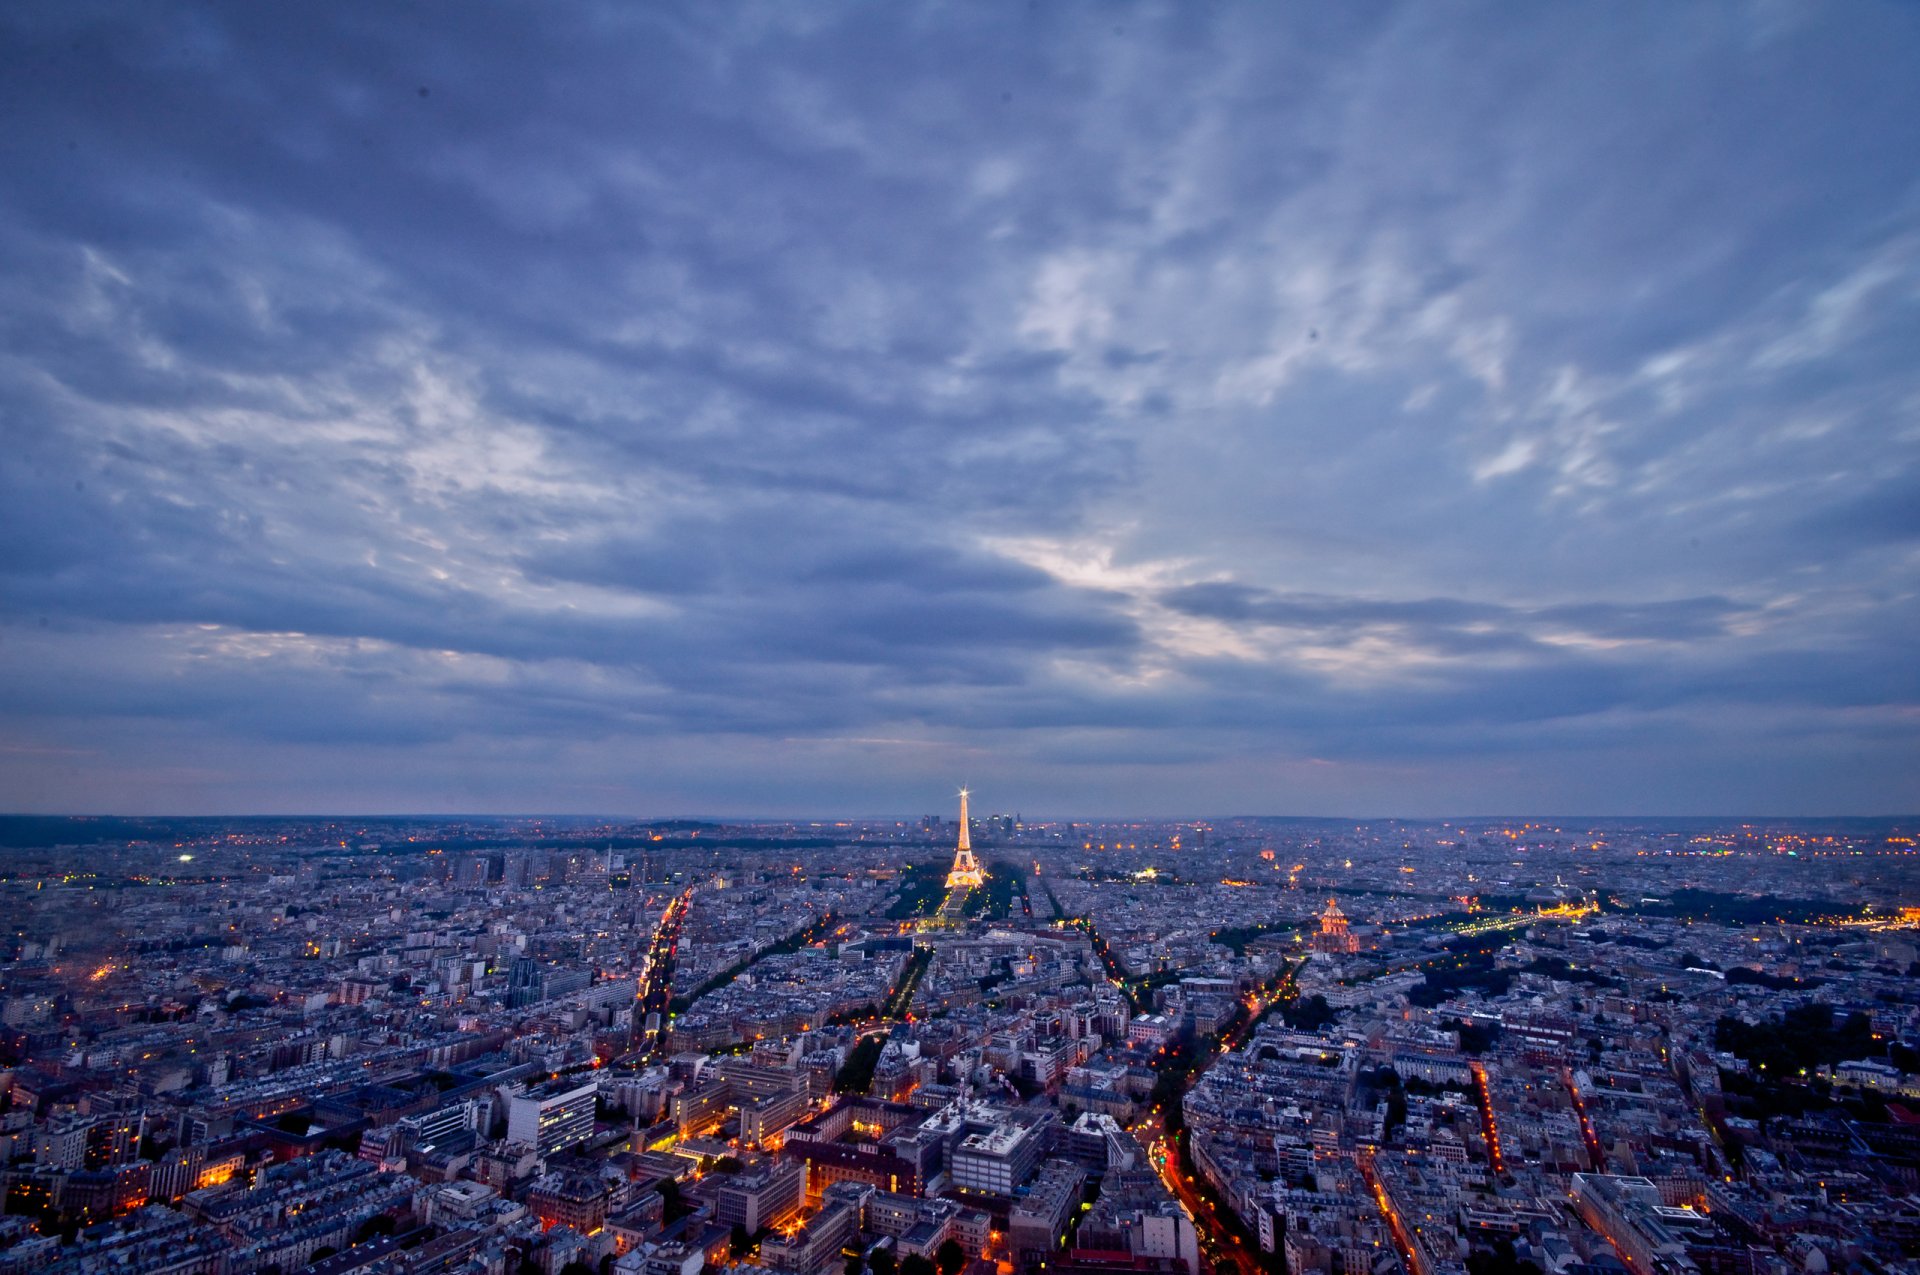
[1312,897,1360,955]
[945,788,984,889]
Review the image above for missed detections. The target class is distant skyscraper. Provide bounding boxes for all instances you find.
[507,954,541,1007]
[946,788,984,889]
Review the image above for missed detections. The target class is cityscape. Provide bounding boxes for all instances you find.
[0,802,1916,1275]
[3,5,1918,1275]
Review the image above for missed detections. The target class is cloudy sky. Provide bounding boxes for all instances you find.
[1,3,1917,817]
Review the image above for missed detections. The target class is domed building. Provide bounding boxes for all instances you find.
[1311,897,1360,956]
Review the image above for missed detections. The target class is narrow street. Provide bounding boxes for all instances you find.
[1563,1066,1603,1170]
[629,888,691,1059]
[1123,958,1301,1275]
[1135,1106,1268,1275]
[1078,910,1306,1270]
[1471,1060,1506,1175]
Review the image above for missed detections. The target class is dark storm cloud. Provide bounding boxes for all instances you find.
[1792,476,1920,549]
[0,1,1916,814]
[1160,584,1751,646]
[522,517,1058,601]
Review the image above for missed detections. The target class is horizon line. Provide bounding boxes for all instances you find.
[1,809,1915,824]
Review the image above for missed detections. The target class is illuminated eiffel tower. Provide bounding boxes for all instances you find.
[945,788,984,889]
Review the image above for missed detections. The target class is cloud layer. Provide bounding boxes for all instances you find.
[1,2,1917,815]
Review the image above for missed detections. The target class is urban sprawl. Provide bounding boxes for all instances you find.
[0,803,1916,1275]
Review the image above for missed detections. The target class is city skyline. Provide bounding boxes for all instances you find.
[2,4,1918,816]
[3,5,1916,1259]
[0,807,1912,1273]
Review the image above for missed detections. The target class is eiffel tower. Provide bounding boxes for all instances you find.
[945,787,984,889]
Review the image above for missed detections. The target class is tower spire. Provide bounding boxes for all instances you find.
[946,787,983,889]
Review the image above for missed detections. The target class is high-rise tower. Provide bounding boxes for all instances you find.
[946,788,984,889]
